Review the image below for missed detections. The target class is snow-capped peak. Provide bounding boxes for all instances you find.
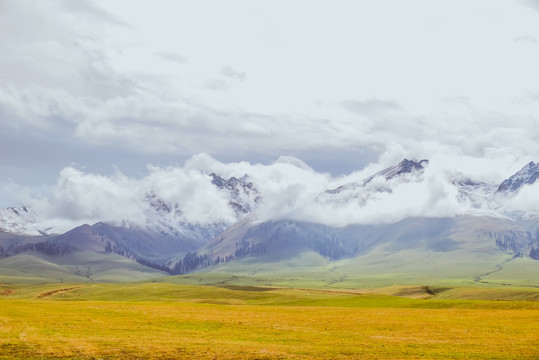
[136,173,260,240]
[364,158,428,185]
[209,173,260,215]
[325,158,428,195]
[144,191,179,215]
[497,161,539,192]
[0,206,45,236]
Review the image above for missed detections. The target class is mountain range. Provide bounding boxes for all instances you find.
[1,159,538,286]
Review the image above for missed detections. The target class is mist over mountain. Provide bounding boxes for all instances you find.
[1,156,538,284]
[4,154,538,235]
[2,1,539,288]
[497,161,539,193]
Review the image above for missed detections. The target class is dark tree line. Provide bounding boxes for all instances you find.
[253,222,349,261]
[530,247,539,260]
[495,233,524,257]
[167,240,268,275]
[2,241,74,257]
[301,236,347,260]
[134,256,170,273]
[231,240,266,259]
[494,229,539,260]
[170,252,211,275]
[32,241,74,256]
[104,240,170,273]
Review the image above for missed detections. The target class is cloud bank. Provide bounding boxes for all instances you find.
[2,0,539,187]
[1,1,539,233]
[3,153,535,234]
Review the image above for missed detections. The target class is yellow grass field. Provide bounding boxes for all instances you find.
[0,283,538,359]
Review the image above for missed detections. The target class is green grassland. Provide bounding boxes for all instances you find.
[0,281,538,359]
[0,252,166,284]
[0,247,537,359]
[1,246,535,289]
[197,249,537,288]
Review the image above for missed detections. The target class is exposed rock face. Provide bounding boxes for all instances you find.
[365,158,429,183]
[497,162,539,192]
[210,173,260,215]
[2,159,539,279]
[0,206,44,236]
[325,159,429,195]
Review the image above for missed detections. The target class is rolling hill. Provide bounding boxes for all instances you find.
[1,160,538,285]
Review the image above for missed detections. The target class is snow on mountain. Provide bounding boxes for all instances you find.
[1,160,538,241]
[364,158,429,184]
[141,172,259,236]
[209,173,260,216]
[2,160,539,279]
[195,160,539,271]
[451,161,539,212]
[319,159,429,206]
[132,173,260,253]
[0,206,49,236]
[451,176,499,214]
[140,190,227,249]
[497,161,539,193]
[0,170,260,240]
[316,158,539,223]
[326,159,429,195]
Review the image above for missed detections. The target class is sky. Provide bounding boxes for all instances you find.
[1,0,539,225]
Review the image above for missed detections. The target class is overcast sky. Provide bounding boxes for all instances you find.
[2,0,539,210]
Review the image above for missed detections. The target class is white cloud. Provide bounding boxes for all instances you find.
[142,165,236,225]
[155,52,188,64]
[1,150,536,234]
[341,99,402,117]
[2,0,539,215]
[519,0,539,13]
[31,167,144,227]
[505,182,539,215]
[21,160,240,232]
[221,66,246,81]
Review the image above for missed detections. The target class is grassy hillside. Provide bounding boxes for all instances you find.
[1,246,535,292]
[203,248,537,289]
[1,215,537,287]
[2,281,539,306]
[0,251,167,284]
[0,282,537,359]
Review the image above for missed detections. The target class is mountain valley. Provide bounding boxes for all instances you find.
[1,159,538,286]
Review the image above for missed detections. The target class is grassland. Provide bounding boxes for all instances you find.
[207,250,539,289]
[0,281,538,359]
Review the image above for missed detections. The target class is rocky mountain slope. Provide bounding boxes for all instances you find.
[325,158,429,195]
[497,161,539,192]
[1,160,538,282]
[0,207,46,236]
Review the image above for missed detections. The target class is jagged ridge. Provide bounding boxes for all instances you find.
[497,161,539,192]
